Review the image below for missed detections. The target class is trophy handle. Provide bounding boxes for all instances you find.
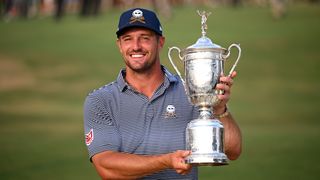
[223,43,241,77]
[168,47,186,86]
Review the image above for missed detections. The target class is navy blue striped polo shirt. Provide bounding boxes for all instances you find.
[84,66,199,179]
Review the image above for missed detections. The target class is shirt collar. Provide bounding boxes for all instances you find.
[117,65,178,92]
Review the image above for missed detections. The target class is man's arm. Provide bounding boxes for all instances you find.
[218,113,242,160]
[214,71,242,160]
[92,150,192,180]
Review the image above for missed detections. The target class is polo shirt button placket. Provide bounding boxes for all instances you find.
[146,103,154,122]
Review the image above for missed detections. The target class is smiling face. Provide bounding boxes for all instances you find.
[117,28,165,74]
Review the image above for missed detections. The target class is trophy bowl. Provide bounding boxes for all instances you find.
[182,48,225,107]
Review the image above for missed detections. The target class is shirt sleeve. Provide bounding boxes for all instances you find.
[83,91,121,161]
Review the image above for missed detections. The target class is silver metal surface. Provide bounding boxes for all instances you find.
[185,119,228,166]
[167,10,242,166]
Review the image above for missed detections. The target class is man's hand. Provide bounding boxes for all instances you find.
[169,150,192,175]
[214,71,237,114]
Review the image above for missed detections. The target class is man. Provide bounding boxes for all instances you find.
[84,8,242,179]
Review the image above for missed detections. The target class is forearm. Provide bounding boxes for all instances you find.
[219,112,242,160]
[92,151,171,180]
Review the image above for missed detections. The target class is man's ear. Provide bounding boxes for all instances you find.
[116,39,122,53]
[159,36,165,49]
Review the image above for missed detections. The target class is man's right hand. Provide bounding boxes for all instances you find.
[169,150,192,175]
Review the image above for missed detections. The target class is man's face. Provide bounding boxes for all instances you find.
[117,28,165,73]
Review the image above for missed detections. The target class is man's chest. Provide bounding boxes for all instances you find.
[114,91,196,154]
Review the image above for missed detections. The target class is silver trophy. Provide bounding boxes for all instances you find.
[168,10,241,165]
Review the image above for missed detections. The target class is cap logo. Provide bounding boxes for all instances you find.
[130,9,145,24]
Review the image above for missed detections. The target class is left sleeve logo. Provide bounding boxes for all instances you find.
[85,129,94,146]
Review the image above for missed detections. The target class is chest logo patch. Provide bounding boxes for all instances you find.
[165,105,176,119]
[85,129,94,146]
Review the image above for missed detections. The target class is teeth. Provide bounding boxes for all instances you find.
[131,54,144,58]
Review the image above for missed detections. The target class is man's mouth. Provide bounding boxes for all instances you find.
[130,54,144,58]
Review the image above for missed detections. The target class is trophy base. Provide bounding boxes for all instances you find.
[185,153,228,166]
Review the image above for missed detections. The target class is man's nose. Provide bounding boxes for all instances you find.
[132,38,142,50]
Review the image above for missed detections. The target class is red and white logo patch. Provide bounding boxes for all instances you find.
[85,129,94,146]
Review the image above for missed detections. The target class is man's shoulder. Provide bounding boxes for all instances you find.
[87,81,119,98]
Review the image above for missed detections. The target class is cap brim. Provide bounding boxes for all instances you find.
[116,24,162,37]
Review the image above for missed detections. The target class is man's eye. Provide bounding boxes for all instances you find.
[142,36,150,40]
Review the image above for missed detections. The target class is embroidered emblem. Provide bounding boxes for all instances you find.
[165,105,176,118]
[85,129,94,146]
[130,9,145,24]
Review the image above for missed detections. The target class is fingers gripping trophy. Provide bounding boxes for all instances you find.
[168,11,241,166]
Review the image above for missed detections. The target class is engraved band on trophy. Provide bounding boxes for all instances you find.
[168,10,241,166]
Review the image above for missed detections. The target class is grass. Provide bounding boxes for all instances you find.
[0,3,320,180]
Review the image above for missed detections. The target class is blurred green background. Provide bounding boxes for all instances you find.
[0,2,320,180]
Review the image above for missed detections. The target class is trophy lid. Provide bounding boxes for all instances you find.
[188,36,221,49]
[187,10,222,49]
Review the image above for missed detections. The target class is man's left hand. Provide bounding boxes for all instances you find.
[214,71,237,115]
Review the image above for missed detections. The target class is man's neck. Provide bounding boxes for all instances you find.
[125,65,164,99]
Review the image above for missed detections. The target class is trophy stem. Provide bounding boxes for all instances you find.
[199,107,213,119]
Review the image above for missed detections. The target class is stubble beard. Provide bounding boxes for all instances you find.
[125,50,159,74]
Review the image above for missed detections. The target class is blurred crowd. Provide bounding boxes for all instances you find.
[1,0,317,22]
[0,0,104,21]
